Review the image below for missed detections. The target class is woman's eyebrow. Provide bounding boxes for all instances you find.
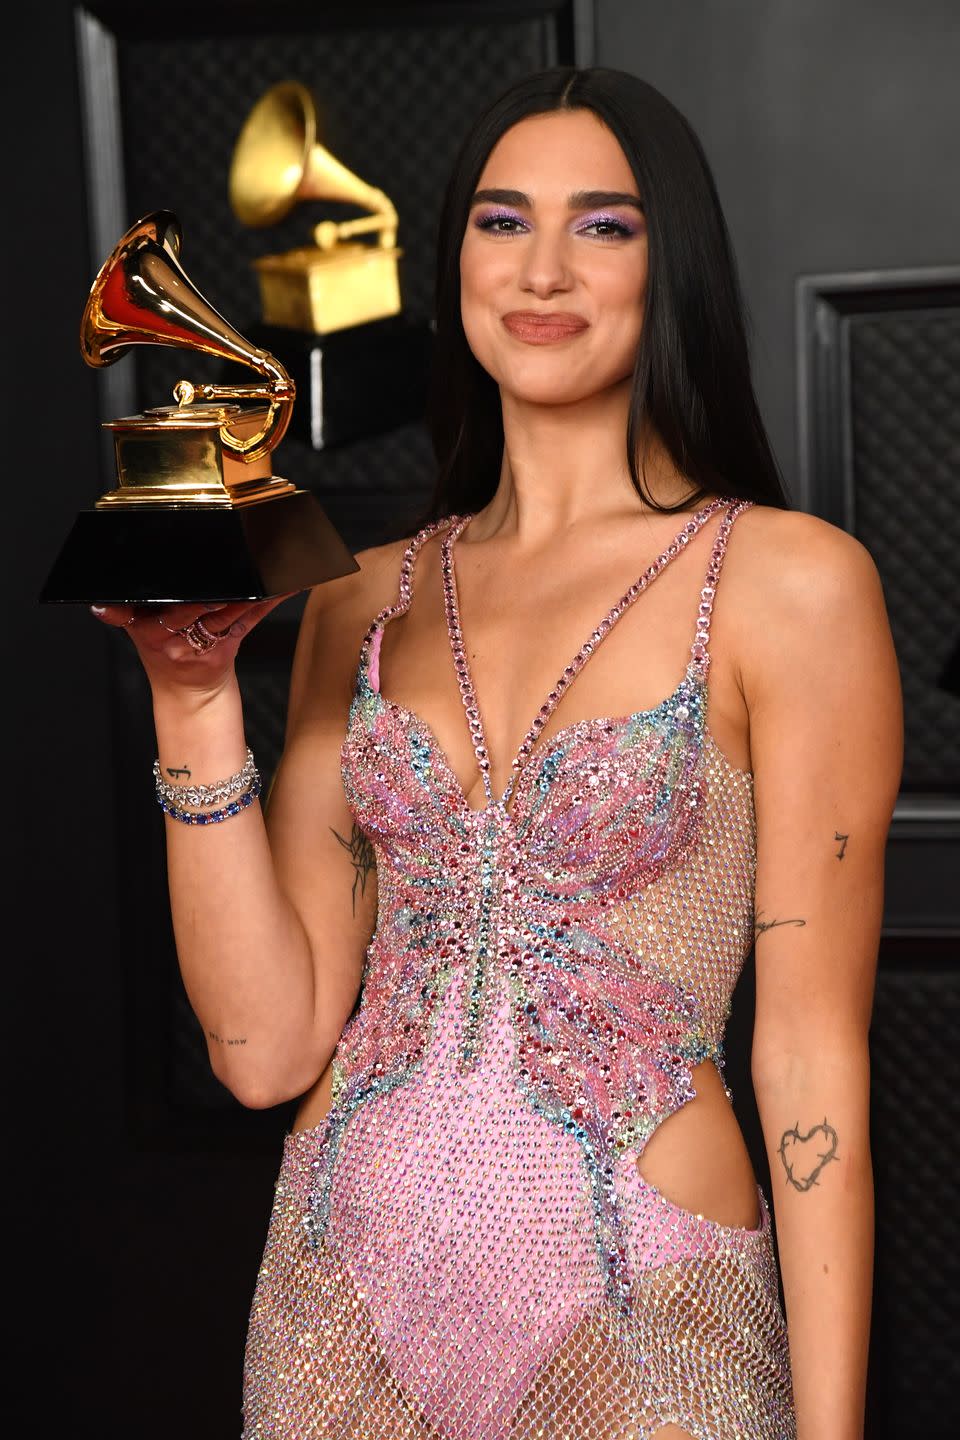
[569,190,644,211]
[470,188,643,211]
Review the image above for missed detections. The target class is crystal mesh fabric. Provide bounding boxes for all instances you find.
[243,498,796,1438]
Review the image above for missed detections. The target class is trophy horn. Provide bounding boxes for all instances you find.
[229,81,397,251]
[80,210,295,462]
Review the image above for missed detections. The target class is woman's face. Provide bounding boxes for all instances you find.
[459,108,648,407]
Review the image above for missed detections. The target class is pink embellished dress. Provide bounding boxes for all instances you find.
[242,497,796,1439]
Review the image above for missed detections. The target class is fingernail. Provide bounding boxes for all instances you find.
[90,605,106,616]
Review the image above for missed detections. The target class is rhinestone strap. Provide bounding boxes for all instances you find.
[441,515,494,804]
[688,498,754,675]
[361,516,461,664]
[441,497,735,807]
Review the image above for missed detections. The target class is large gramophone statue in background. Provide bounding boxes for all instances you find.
[40,210,358,604]
[230,79,401,335]
[229,81,432,449]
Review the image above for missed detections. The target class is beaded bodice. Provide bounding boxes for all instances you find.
[317,496,757,1316]
[240,497,796,1440]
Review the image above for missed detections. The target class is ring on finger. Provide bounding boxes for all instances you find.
[191,617,228,647]
[180,619,221,652]
[157,614,182,634]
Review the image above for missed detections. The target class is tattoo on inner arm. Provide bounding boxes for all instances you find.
[208,1031,247,1047]
[834,831,849,860]
[754,909,806,936]
[777,1118,839,1192]
[331,823,376,914]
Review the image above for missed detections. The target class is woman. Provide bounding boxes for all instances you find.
[93,68,902,1440]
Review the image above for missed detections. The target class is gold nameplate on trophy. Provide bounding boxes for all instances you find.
[229,81,402,334]
[39,209,358,604]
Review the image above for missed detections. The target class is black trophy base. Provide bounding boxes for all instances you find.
[39,489,359,605]
[248,314,434,451]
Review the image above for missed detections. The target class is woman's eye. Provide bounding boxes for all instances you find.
[580,218,634,239]
[474,213,527,234]
[472,213,637,239]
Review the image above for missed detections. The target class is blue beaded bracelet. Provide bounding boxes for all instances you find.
[157,775,263,825]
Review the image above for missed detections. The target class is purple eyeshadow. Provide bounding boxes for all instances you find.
[473,207,638,237]
[579,211,640,236]
[473,208,527,228]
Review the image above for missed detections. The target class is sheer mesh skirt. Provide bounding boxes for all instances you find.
[242,1125,795,1440]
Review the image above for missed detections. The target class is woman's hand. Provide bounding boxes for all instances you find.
[89,595,298,698]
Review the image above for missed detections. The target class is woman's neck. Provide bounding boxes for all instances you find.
[467,380,700,544]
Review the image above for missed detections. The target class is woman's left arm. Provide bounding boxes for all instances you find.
[743,512,903,1440]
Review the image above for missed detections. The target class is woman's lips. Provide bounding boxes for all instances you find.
[502,311,589,343]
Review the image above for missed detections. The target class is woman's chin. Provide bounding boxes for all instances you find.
[498,374,629,409]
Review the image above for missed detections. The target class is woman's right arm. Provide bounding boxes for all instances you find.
[98,556,387,1109]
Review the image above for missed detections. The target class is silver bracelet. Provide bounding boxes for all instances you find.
[153,747,259,809]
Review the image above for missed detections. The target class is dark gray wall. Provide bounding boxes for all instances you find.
[596,0,960,501]
[9,2,121,1424]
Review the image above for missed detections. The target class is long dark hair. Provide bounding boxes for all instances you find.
[421,66,789,521]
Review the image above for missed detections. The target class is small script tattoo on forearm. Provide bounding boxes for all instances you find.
[332,822,376,914]
[208,1031,247,1047]
[754,909,806,937]
[778,1118,839,1192]
[834,831,849,860]
[166,764,191,780]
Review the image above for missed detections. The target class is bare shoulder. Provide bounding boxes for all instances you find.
[286,532,414,732]
[302,532,413,631]
[726,504,890,686]
[729,504,902,812]
[732,503,883,602]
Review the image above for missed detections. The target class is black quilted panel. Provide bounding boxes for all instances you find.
[111,14,552,533]
[849,310,960,791]
[868,964,960,1426]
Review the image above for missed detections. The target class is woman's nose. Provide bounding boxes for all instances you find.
[516,230,573,296]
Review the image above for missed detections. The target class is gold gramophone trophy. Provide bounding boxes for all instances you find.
[228,81,433,450]
[40,210,358,604]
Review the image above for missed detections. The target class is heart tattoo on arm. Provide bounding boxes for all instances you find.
[777,1118,840,1192]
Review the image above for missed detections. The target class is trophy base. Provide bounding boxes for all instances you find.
[253,243,402,335]
[39,489,358,605]
[248,315,433,450]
